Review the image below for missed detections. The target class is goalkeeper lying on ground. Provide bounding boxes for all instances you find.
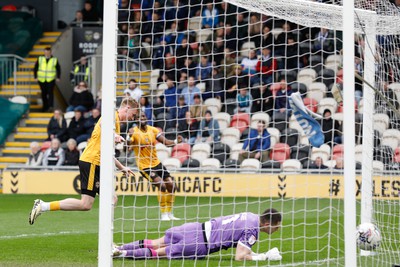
[113,208,282,261]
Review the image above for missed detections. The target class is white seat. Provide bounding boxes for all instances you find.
[332,112,344,125]
[197,82,206,92]
[382,129,400,150]
[271,27,283,40]
[250,112,270,128]
[311,144,331,162]
[307,82,327,102]
[372,160,384,172]
[297,68,317,87]
[240,158,261,170]
[358,99,364,114]
[191,143,211,162]
[318,97,338,115]
[373,113,390,135]
[300,135,310,145]
[267,127,280,147]
[214,112,231,132]
[355,144,363,163]
[281,159,302,172]
[156,143,171,163]
[230,143,243,160]
[201,158,221,171]
[141,42,151,58]
[240,41,256,57]
[77,141,88,151]
[388,82,400,103]
[157,83,168,95]
[196,28,213,42]
[204,98,222,116]
[325,62,339,71]
[188,16,202,30]
[64,111,75,127]
[325,160,337,169]
[162,158,181,171]
[221,127,241,149]
[10,96,28,104]
[325,54,343,65]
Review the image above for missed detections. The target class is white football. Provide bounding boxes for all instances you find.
[356,223,381,250]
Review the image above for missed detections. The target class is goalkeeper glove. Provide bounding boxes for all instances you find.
[264,247,282,261]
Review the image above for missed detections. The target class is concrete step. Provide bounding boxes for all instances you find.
[2,149,31,157]
[8,77,36,83]
[30,112,53,118]
[1,84,39,89]
[0,157,28,164]
[14,133,47,142]
[28,51,44,56]
[19,63,34,69]
[25,58,38,63]
[39,37,58,43]
[5,142,36,148]
[0,91,39,96]
[26,119,49,126]
[43,32,62,37]
[17,127,47,133]
[116,71,151,77]
[116,77,150,83]
[33,44,49,49]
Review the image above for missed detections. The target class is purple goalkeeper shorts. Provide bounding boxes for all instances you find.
[164,222,208,259]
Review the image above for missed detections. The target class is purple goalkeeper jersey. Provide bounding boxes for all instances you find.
[207,212,259,253]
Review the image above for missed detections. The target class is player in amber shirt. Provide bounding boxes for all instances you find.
[29,98,139,225]
[130,112,183,221]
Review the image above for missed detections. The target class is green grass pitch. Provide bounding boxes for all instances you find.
[0,194,398,266]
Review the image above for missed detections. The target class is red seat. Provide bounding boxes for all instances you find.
[230,113,250,133]
[394,147,400,163]
[336,70,343,83]
[332,144,344,160]
[337,101,358,113]
[270,143,290,163]
[303,97,318,113]
[41,141,51,152]
[171,143,191,163]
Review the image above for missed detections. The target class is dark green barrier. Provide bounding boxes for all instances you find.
[0,97,29,145]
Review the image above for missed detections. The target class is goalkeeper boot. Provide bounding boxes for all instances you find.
[29,199,43,225]
[168,213,181,221]
[161,212,171,221]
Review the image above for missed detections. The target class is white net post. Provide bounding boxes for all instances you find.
[98,0,118,266]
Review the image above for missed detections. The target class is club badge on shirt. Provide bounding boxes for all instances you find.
[248,235,257,245]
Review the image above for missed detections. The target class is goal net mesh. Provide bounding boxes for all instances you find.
[109,0,400,266]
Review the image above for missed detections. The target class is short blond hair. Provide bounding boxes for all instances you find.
[120,97,139,109]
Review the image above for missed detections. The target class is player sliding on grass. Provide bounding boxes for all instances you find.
[129,112,183,221]
[29,97,139,225]
[113,208,282,261]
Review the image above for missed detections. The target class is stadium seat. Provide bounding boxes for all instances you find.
[297,68,317,87]
[64,111,75,127]
[197,82,206,92]
[191,143,211,162]
[280,128,299,147]
[214,112,231,132]
[290,82,308,96]
[182,158,200,168]
[358,99,364,114]
[318,97,338,115]
[272,112,288,133]
[288,115,305,135]
[290,145,311,163]
[221,128,241,149]
[299,135,310,145]
[270,143,290,163]
[373,113,390,135]
[196,28,212,42]
[223,158,239,168]
[10,96,28,104]
[381,129,400,150]
[240,127,250,141]
[332,112,343,125]
[230,113,250,133]
[240,158,261,170]
[164,127,177,141]
[325,54,342,66]
[224,98,237,115]
[154,112,172,131]
[372,160,384,172]
[278,70,298,83]
[307,82,326,102]
[324,160,337,169]
[281,159,302,172]
[303,97,318,113]
[155,143,171,163]
[318,68,336,88]
[336,101,358,113]
[228,143,243,161]
[162,158,181,170]
[240,41,256,57]
[250,112,270,128]
[171,143,191,163]
[201,158,221,171]
[41,141,51,152]
[309,54,324,73]
[261,160,281,169]
[204,98,221,115]
[394,147,400,163]
[332,144,344,160]
[188,16,202,30]
[157,83,168,95]
[374,145,394,166]
[212,142,230,163]
[311,144,331,162]
[267,127,280,147]
[388,82,400,102]
[271,27,283,40]
[355,144,363,163]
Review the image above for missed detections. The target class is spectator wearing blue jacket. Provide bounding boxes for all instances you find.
[163,79,179,109]
[195,55,212,81]
[196,110,220,144]
[202,3,219,28]
[273,79,293,119]
[238,120,270,164]
[181,76,201,106]
[170,95,189,127]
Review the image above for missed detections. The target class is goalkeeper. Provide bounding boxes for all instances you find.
[113,208,282,261]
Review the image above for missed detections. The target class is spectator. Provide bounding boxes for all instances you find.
[152,39,174,70]
[196,110,220,144]
[71,10,84,27]
[178,111,199,145]
[175,38,194,70]
[47,109,68,142]
[211,36,225,66]
[171,95,189,127]
[254,47,277,85]
[202,3,219,28]
[309,156,328,169]
[235,87,252,113]
[124,79,143,103]
[33,47,61,112]
[181,76,201,106]
[42,138,65,167]
[274,79,293,118]
[70,56,89,86]
[284,34,301,70]
[67,109,86,141]
[127,26,141,59]
[81,1,100,23]
[313,28,335,59]
[251,82,274,116]
[190,94,207,121]
[224,23,239,52]
[26,141,43,166]
[140,96,153,126]
[195,55,212,81]
[204,68,224,100]
[233,12,247,41]
[163,21,185,48]
[152,95,165,117]
[66,81,94,112]
[375,81,400,120]
[256,25,273,49]
[63,138,80,166]
[241,49,258,75]
[225,65,248,100]
[318,109,342,147]
[180,57,197,78]
[94,90,102,110]
[220,48,236,77]
[163,79,179,112]
[141,12,164,45]
[118,0,132,22]
[334,157,344,170]
[238,120,270,164]
[275,22,292,56]
[217,2,237,26]
[76,108,101,144]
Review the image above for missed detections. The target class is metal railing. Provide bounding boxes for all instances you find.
[0,54,33,100]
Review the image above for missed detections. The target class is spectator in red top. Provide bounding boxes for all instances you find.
[253,47,277,86]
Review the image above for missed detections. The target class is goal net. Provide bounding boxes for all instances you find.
[105,0,400,266]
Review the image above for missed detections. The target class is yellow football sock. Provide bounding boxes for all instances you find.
[49,201,60,211]
[165,194,175,213]
[157,191,168,213]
